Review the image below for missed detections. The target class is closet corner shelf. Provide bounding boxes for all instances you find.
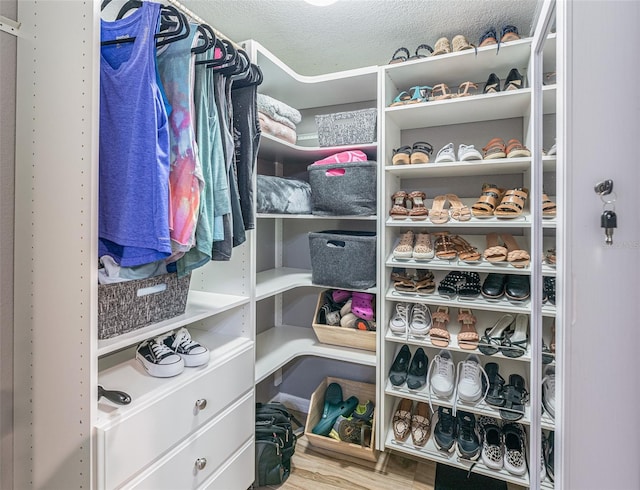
[96,334,253,429]
[259,132,378,163]
[255,325,376,383]
[251,41,378,110]
[97,290,250,357]
[385,157,532,178]
[383,430,530,488]
[257,213,377,221]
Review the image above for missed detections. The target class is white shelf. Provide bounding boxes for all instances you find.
[542,304,556,318]
[97,291,250,357]
[386,157,532,178]
[383,37,533,93]
[386,89,532,130]
[384,428,530,487]
[543,84,557,114]
[257,213,376,220]
[96,334,253,429]
[253,41,378,110]
[258,133,378,163]
[255,325,376,383]
[386,215,532,229]
[541,411,555,431]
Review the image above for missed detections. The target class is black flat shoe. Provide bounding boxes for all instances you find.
[505,275,530,301]
[504,68,524,91]
[482,273,507,299]
[484,362,506,407]
[406,347,428,390]
[484,72,501,94]
[389,344,411,386]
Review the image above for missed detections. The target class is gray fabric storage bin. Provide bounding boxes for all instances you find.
[315,108,377,147]
[307,161,377,216]
[309,230,376,289]
[257,174,312,214]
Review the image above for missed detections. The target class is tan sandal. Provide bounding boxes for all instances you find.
[429,195,450,224]
[408,191,429,221]
[446,193,471,221]
[390,191,409,219]
[434,232,457,260]
[457,81,479,98]
[483,232,507,262]
[431,83,454,101]
[472,184,505,217]
[430,306,450,347]
[432,37,451,56]
[502,233,530,268]
[482,137,507,159]
[457,308,479,350]
[452,34,475,52]
[542,193,557,218]
[546,248,557,266]
[506,138,531,158]
[451,235,481,263]
[414,270,436,295]
[495,188,528,218]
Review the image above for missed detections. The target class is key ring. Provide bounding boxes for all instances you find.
[600,191,617,206]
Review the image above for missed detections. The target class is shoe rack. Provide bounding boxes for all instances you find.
[243,40,380,403]
[378,17,557,489]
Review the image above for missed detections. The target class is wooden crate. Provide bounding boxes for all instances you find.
[311,290,376,352]
[304,377,378,462]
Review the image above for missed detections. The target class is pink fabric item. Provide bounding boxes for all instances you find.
[313,150,368,165]
[259,112,297,144]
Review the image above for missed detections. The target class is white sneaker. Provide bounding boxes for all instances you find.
[429,350,455,398]
[409,303,432,336]
[136,337,185,377]
[162,328,210,367]
[458,144,482,161]
[389,302,411,334]
[542,365,556,419]
[435,143,456,163]
[456,354,487,403]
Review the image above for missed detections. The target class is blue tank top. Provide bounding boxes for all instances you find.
[99,1,172,267]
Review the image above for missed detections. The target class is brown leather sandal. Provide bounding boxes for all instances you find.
[472,184,505,217]
[430,306,451,347]
[457,308,479,350]
[408,191,429,221]
[451,235,481,262]
[506,138,531,158]
[431,83,454,101]
[414,270,436,295]
[429,195,450,224]
[482,137,507,159]
[390,191,409,219]
[457,81,479,98]
[542,193,557,218]
[445,193,471,221]
[434,232,457,260]
[483,232,508,262]
[546,248,557,266]
[495,188,528,218]
[502,233,531,268]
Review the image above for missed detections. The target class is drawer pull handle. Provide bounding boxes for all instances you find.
[195,399,207,410]
[195,458,207,470]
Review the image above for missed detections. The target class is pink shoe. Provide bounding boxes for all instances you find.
[332,289,352,303]
[351,292,375,321]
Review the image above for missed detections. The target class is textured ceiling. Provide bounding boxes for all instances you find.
[182,0,540,75]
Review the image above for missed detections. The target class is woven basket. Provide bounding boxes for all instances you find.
[98,272,191,339]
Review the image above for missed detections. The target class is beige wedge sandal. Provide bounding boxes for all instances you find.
[495,188,529,218]
[445,193,471,221]
[429,195,450,224]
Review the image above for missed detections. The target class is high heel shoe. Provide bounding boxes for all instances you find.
[389,190,409,219]
[408,191,429,221]
[478,314,515,355]
[500,313,529,358]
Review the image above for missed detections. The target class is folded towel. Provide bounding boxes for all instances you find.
[257,93,302,128]
[259,112,297,145]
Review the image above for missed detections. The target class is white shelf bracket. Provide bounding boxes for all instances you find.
[0,15,24,38]
[273,367,283,387]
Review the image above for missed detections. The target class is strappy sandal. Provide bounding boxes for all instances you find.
[458,271,481,299]
[542,193,557,218]
[437,271,464,298]
[434,233,457,260]
[393,270,416,292]
[451,235,481,263]
[408,191,429,221]
[393,230,415,259]
[431,83,454,101]
[389,47,410,64]
[414,270,436,295]
[502,233,530,268]
[413,233,434,260]
[390,91,412,107]
[457,308,479,349]
[411,44,434,59]
[483,232,508,263]
[445,193,471,221]
[407,85,431,104]
[429,195,449,224]
[484,362,506,407]
[472,184,505,218]
[410,141,434,164]
[432,37,451,56]
[479,314,515,356]
[482,137,507,159]
[495,188,528,218]
[392,146,412,165]
[545,248,557,266]
[506,138,531,158]
[499,374,529,422]
[429,306,451,347]
[457,81,479,98]
[390,190,409,219]
[500,313,528,358]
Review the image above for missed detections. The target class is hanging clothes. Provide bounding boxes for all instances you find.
[98,1,172,267]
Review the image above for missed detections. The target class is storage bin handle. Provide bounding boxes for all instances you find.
[136,283,167,297]
[327,240,346,248]
[325,168,346,176]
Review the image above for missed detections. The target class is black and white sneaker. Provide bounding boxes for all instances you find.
[456,410,481,460]
[503,423,527,475]
[163,328,210,367]
[433,406,456,453]
[136,337,185,378]
[481,422,504,470]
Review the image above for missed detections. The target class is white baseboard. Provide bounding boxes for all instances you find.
[270,392,310,415]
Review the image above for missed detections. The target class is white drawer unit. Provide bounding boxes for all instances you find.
[97,342,254,490]
[124,392,254,490]
[199,438,255,490]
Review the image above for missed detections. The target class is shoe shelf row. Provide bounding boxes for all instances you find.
[386,156,557,178]
[257,213,377,220]
[387,255,556,277]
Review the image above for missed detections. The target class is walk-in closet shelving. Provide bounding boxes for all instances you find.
[245,40,381,396]
[378,16,558,486]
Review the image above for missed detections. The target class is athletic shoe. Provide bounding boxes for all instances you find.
[428,350,455,398]
[503,423,527,475]
[136,337,185,378]
[162,328,210,367]
[456,354,487,403]
[408,303,432,336]
[481,422,504,469]
[433,406,456,452]
[458,144,482,161]
[389,302,411,335]
[543,430,555,481]
[435,142,456,163]
[542,365,556,419]
[456,410,481,460]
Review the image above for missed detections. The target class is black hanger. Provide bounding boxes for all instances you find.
[192,24,216,54]
[194,37,232,68]
[232,62,263,89]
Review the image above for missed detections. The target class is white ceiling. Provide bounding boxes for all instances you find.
[182,0,541,75]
